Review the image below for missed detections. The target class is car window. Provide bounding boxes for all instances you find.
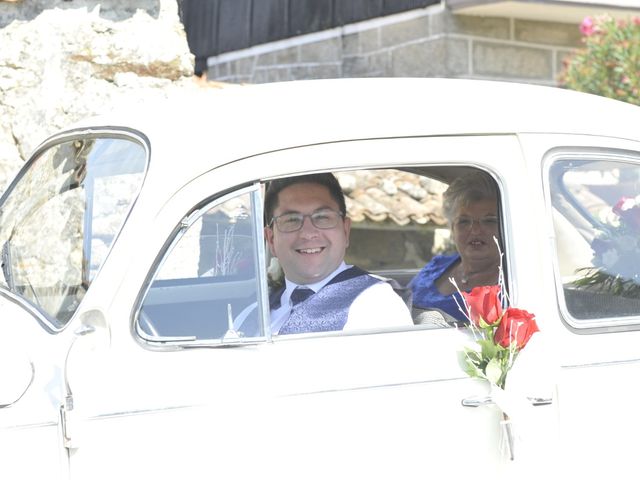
[550,156,640,324]
[0,135,147,330]
[137,166,506,345]
[338,169,450,283]
[138,187,265,342]
[338,167,503,327]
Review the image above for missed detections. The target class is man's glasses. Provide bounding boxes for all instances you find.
[453,215,499,231]
[270,209,344,233]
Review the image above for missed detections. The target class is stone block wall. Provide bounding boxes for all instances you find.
[207,5,583,86]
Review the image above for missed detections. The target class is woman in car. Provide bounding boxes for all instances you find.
[409,171,501,324]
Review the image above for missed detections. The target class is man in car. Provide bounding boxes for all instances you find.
[263,173,412,334]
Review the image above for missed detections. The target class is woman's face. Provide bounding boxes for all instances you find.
[451,198,500,265]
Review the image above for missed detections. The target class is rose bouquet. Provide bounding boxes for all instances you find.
[452,245,540,461]
[458,284,539,389]
[574,195,640,297]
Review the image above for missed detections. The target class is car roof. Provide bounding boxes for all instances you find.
[66,77,640,190]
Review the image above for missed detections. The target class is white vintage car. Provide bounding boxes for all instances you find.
[1,78,640,479]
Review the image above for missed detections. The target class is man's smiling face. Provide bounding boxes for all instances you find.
[265,182,351,285]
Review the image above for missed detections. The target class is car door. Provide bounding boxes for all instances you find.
[522,134,640,480]
[65,136,559,479]
[0,131,149,479]
[0,299,69,480]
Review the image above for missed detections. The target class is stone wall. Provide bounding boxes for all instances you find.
[206,5,582,86]
[0,0,197,194]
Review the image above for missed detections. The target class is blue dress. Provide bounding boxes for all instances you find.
[409,253,468,322]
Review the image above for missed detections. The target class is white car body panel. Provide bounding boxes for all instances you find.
[0,79,639,479]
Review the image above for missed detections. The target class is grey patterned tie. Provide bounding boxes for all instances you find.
[279,287,315,334]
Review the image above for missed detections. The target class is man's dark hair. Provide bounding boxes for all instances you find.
[264,173,346,226]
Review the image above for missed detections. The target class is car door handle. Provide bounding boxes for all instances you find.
[461,395,494,407]
[461,395,552,407]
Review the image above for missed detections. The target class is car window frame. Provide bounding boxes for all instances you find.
[134,182,271,347]
[0,128,149,334]
[544,146,640,333]
[132,135,521,349]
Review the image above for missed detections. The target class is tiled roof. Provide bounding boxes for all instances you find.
[336,170,447,227]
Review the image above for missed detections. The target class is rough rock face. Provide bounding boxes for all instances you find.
[0,0,196,194]
[0,0,162,26]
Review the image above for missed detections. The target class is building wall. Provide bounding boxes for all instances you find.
[179,0,439,74]
[206,5,583,85]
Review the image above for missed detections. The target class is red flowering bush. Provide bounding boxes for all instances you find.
[459,285,539,389]
[561,15,640,106]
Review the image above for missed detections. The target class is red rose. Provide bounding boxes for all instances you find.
[462,285,503,326]
[494,307,539,349]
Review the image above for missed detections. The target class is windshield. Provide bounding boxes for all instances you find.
[0,134,147,330]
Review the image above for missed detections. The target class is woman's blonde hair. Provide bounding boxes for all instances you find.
[443,171,498,224]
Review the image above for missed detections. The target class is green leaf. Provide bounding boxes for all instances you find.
[485,357,503,385]
[464,362,485,380]
[458,350,486,380]
[466,353,483,367]
[478,339,498,359]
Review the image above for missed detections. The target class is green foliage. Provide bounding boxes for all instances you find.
[461,333,515,388]
[561,16,640,106]
[573,267,640,298]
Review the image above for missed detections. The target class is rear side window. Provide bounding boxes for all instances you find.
[550,155,640,325]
